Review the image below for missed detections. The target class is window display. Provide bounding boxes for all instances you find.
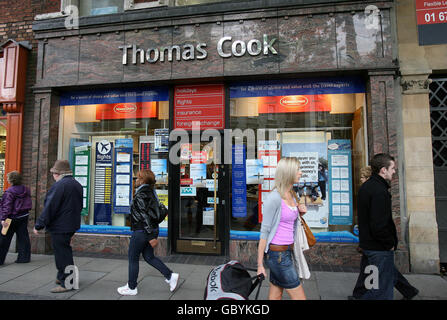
[229,78,367,242]
[59,87,169,232]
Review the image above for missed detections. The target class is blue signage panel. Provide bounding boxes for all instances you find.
[113,139,133,214]
[60,87,169,106]
[232,145,247,218]
[94,140,114,225]
[229,77,365,98]
[328,140,353,225]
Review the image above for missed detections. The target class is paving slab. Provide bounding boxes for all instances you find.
[171,288,206,300]
[28,270,107,299]
[0,279,49,294]
[70,280,123,300]
[79,258,127,273]
[400,274,447,299]
[315,271,359,300]
[100,264,152,282]
[302,279,320,300]
[0,271,24,285]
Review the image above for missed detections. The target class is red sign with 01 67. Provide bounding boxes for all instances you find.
[416,0,447,25]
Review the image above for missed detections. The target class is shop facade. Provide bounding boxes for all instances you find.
[31,0,406,270]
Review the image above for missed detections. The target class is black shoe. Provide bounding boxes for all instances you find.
[402,289,419,300]
[15,260,30,264]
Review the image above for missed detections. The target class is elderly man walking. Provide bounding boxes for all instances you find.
[34,160,82,293]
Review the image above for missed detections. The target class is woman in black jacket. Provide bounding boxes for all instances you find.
[117,169,179,296]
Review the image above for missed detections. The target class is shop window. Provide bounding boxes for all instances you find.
[175,0,229,6]
[229,78,368,243]
[79,0,124,16]
[59,87,169,234]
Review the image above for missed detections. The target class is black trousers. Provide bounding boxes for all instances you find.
[318,181,326,200]
[352,252,419,299]
[51,232,75,287]
[0,216,31,265]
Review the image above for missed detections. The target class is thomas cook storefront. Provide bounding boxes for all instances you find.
[31,1,405,269]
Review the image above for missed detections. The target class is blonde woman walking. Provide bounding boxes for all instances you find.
[257,157,309,300]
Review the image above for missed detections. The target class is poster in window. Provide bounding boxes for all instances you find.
[113,139,133,214]
[74,145,90,217]
[154,128,169,153]
[258,141,280,223]
[151,159,168,184]
[232,145,247,218]
[328,139,353,225]
[246,159,264,184]
[94,140,113,225]
[282,132,329,229]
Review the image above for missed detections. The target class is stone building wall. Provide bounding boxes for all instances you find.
[396,0,446,274]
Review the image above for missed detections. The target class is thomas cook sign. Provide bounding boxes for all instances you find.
[119,34,277,65]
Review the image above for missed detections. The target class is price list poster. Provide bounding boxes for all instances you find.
[258,140,280,223]
[328,140,353,225]
[114,139,133,214]
[94,140,113,225]
[73,145,91,216]
[232,144,247,218]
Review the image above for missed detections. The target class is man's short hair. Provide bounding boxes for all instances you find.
[370,153,395,175]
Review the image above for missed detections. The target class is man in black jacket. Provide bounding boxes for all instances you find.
[34,160,82,293]
[356,153,398,300]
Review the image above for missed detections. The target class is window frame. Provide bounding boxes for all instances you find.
[35,0,168,20]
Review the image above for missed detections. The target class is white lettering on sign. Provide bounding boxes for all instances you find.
[120,34,277,65]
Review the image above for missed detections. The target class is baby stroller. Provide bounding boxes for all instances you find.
[204,260,264,300]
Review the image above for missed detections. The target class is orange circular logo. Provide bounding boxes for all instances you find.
[280,96,308,108]
[114,103,137,113]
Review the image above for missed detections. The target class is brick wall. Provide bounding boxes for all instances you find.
[0,0,61,222]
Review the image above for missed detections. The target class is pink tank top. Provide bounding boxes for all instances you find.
[271,200,298,245]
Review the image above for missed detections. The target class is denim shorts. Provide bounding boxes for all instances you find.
[265,249,300,289]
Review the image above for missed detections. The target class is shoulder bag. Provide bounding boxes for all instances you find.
[292,191,316,247]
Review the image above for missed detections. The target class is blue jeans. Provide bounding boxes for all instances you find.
[264,249,300,289]
[353,252,418,299]
[360,250,395,300]
[128,230,172,290]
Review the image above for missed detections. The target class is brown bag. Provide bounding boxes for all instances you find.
[291,191,316,247]
[300,217,316,247]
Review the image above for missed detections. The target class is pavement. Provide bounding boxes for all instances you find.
[0,252,446,300]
